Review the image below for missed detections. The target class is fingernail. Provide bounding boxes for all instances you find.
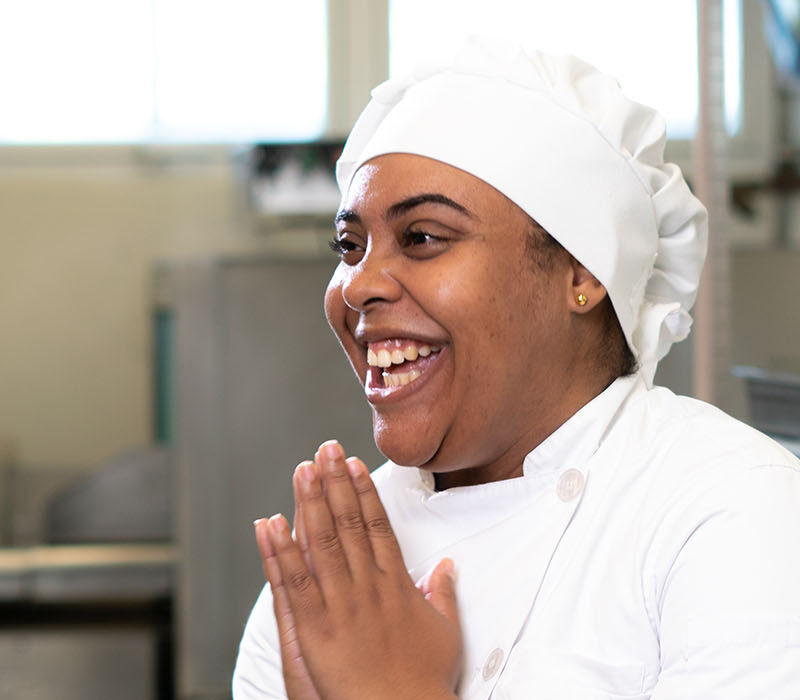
[346,457,366,478]
[254,518,273,556]
[269,513,289,535]
[320,440,344,463]
[294,461,316,489]
[441,558,456,582]
[301,462,316,482]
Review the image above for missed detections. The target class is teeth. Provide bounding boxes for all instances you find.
[367,342,443,366]
[382,368,423,388]
[377,349,392,368]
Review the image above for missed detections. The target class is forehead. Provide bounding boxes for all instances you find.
[342,153,526,222]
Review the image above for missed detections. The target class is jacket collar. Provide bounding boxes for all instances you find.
[522,374,642,479]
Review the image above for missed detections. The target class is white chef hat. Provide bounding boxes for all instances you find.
[336,36,708,387]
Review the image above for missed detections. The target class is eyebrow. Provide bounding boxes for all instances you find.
[334,209,361,225]
[334,192,476,226]
[386,193,475,220]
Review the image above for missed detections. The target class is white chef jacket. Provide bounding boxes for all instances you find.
[233,375,800,699]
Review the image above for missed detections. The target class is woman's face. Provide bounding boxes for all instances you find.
[325,154,580,485]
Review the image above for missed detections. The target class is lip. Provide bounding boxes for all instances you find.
[353,325,448,349]
[363,344,448,404]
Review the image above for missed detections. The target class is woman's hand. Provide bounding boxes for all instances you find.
[255,507,321,700]
[255,441,462,700]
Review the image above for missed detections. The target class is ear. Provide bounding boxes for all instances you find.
[567,257,607,314]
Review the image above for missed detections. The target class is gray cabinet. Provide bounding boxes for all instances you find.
[164,256,381,699]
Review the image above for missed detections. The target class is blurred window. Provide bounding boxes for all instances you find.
[389,0,741,140]
[0,0,327,144]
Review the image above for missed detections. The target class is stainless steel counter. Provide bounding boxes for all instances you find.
[0,544,174,602]
[0,544,175,700]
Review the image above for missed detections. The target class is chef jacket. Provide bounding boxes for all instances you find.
[233,374,800,699]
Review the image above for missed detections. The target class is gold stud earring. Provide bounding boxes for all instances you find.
[577,293,588,306]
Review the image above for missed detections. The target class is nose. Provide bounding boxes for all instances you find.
[340,249,403,312]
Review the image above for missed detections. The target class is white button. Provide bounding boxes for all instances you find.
[482,648,504,681]
[556,468,585,502]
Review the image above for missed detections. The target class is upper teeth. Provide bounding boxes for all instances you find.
[367,343,440,367]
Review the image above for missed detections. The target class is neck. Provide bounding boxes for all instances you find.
[433,364,617,491]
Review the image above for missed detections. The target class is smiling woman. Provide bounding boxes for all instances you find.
[233,38,800,700]
[325,155,612,487]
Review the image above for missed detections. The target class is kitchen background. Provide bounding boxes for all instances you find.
[1,1,799,698]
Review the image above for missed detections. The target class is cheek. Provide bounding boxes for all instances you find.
[324,269,346,332]
[437,258,527,342]
[427,256,496,309]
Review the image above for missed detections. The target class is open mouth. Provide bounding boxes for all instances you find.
[365,338,443,390]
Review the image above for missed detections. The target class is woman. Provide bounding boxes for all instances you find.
[234,39,800,699]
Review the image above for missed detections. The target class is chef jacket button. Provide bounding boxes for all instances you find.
[556,468,585,502]
[482,648,504,681]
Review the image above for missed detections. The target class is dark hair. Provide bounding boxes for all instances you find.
[525,219,637,380]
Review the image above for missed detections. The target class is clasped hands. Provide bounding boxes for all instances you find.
[254,440,462,700]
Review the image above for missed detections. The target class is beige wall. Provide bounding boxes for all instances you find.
[0,157,266,467]
[731,247,800,374]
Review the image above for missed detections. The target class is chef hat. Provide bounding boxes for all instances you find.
[336,36,708,387]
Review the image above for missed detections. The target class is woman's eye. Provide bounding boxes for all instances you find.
[399,229,449,258]
[401,229,441,247]
[329,236,362,260]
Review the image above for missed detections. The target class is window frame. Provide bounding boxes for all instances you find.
[664,0,777,179]
[0,0,776,180]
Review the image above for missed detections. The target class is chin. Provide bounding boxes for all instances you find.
[371,414,442,468]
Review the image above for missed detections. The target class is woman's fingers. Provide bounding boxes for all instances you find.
[256,517,306,649]
[345,456,406,574]
[313,441,376,576]
[293,457,354,594]
[279,441,406,607]
[265,514,325,623]
[421,558,460,627]
[255,518,321,700]
[254,517,274,579]
[293,461,314,569]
